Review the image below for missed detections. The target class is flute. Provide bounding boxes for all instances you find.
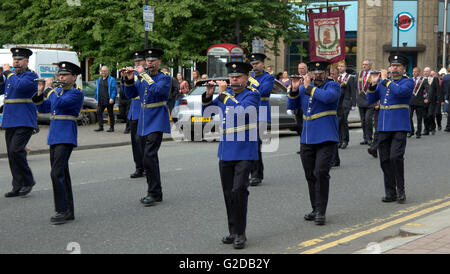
[202,83,243,88]
[34,79,66,85]
[119,67,149,73]
[289,74,304,79]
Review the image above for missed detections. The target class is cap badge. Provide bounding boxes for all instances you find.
[316,63,320,67]
[135,53,138,56]
[251,55,255,58]
[15,49,19,53]
[62,63,66,68]
[394,56,398,60]
[148,50,152,54]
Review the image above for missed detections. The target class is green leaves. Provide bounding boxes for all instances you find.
[0,0,306,77]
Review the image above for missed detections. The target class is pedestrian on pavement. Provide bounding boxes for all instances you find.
[202,61,260,249]
[94,65,117,132]
[121,50,146,179]
[408,67,428,139]
[423,67,438,135]
[118,81,131,134]
[336,61,356,150]
[201,74,208,80]
[356,59,376,146]
[191,70,201,89]
[280,71,291,89]
[367,54,414,204]
[175,73,190,109]
[287,61,341,226]
[122,48,171,206]
[294,62,308,154]
[0,48,38,198]
[32,61,83,224]
[249,53,274,186]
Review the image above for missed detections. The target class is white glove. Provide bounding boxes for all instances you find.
[287,109,293,116]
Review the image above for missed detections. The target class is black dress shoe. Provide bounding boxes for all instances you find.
[249,178,262,186]
[221,234,236,244]
[140,195,163,206]
[407,133,414,138]
[422,131,430,135]
[314,213,326,225]
[123,129,130,134]
[340,143,348,149]
[382,196,397,203]
[94,127,104,132]
[5,189,21,198]
[397,192,406,204]
[304,211,317,221]
[332,161,340,167]
[337,143,342,148]
[368,148,378,158]
[233,234,247,249]
[50,211,74,225]
[445,128,450,132]
[360,140,368,145]
[19,186,33,196]
[106,127,114,132]
[130,170,144,178]
[416,135,421,139]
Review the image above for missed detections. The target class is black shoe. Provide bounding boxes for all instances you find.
[340,143,348,149]
[19,186,33,196]
[368,148,378,158]
[296,151,301,154]
[123,129,130,134]
[431,130,436,135]
[382,196,397,203]
[233,234,247,249]
[50,211,74,225]
[422,131,430,136]
[140,194,163,206]
[337,143,342,148]
[5,189,21,198]
[314,213,326,225]
[221,234,236,244]
[94,127,104,132]
[445,128,450,132]
[407,133,414,138]
[304,211,317,221]
[249,178,262,186]
[360,140,368,145]
[130,170,144,178]
[416,135,421,139]
[397,192,406,204]
[106,127,114,132]
[332,161,340,167]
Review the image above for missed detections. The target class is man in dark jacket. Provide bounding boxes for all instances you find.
[409,67,429,139]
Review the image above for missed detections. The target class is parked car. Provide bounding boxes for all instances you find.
[176,78,300,141]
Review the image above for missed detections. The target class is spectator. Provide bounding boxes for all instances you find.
[117,83,130,134]
[201,74,208,80]
[266,65,274,75]
[191,70,201,89]
[94,66,117,132]
[175,73,190,108]
[280,71,291,89]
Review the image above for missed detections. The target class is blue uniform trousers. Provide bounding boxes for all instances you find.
[5,127,35,191]
[219,160,251,235]
[50,144,74,214]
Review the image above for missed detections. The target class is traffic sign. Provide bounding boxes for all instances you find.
[145,22,153,32]
[143,5,155,22]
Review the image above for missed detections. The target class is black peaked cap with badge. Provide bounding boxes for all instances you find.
[226,61,253,76]
[249,53,267,64]
[132,50,146,61]
[11,48,33,59]
[144,48,164,60]
[58,61,82,75]
[307,61,330,73]
[388,54,409,67]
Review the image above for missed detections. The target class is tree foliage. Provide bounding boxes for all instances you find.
[0,0,307,77]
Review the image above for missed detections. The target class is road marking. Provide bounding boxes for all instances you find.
[299,199,450,254]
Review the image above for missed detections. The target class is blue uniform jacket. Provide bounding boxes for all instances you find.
[202,85,261,161]
[367,76,414,132]
[34,86,84,146]
[0,69,38,128]
[287,79,340,144]
[95,76,117,101]
[123,71,171,136]
[250,71,274,122]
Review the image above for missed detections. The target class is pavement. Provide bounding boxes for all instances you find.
[1,118,450,254]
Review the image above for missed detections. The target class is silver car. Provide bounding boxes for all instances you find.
[175,78,300,141]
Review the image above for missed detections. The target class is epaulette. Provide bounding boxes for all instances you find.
[162,70,169,75]
[248,77,260,87]
[75,85,82,92]
[247,85,258,92]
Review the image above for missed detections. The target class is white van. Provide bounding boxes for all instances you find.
[0,48,83,88]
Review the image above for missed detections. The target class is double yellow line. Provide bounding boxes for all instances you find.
[291,195,450,254]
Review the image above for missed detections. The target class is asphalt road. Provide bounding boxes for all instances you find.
[1,128,450,254]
